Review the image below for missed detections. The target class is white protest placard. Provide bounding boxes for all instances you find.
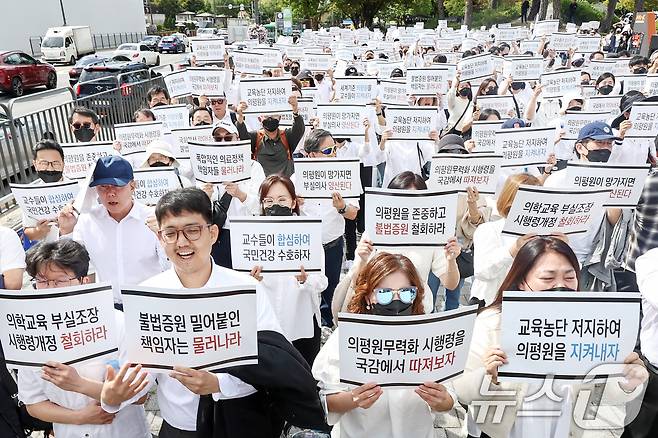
[121,285,258,372]
[502,185,609,237]
[519,39,541,54]
[280,97,315,127]
[170,126,214,160]
[502,57,544,81]
[10,180,79,220]
[576,36,601,53]
[114,121,164,156]
[643,74,658,96]
[191,38,226,61]
[620,75,648,93]
[565,162,650,208]
[457,53,494,82]
[626,101,658,137]
[230,217,324,274]
[585,95,622,118]
[428,153,502,194]
[586,60,618,80]
[338,306,478,388]
[253,47,283,68]
[232,51,264,74]
[188,140,251,184]
[562,111,608,140]
[376,61,404,79]
[549,32,577,51]
[61,142,114,180]
[471,120,504,152]
[302,53,332,71]
[619,135,656,165]
[435,38,454,53]
[386,107,437,140]
[540,69,581,98]
[239,77,292,115]
[151,104,190,131]
[533,20,560,37]
[365,188,458,247]
[378,79,408,106]
[500,291,641,382]
[281,44,306,60]
[187,67,225,97]
[407,67,451,96]
[293,158,362,199]
[473,95,515,117]
[334,77,378,104]
[133,168,183,206]
[164,70,192,99]
[316,103,367,137]
[495,126,555,167]
[0,283,117,371]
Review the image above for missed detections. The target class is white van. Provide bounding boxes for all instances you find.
[41,26,95,65]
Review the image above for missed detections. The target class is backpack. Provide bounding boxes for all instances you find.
[253,130,292,161]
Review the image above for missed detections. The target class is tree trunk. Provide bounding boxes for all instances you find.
[539,0,549,20]
[632,0,645,27]
[528,0,540,21]
[602,0,618,33]
[436,0,445,19]
[464,0,473,27]
[552,0,560,20]
[490,0,499,9]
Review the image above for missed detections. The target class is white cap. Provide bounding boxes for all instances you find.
[140,139,179,169]
[212,120,238,136]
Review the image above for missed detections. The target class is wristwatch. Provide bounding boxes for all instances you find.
[338,205,347,215]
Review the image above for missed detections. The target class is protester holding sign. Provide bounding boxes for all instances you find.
[17,240,151,438]
[453,236,647,438]
[69,107,101,143]
[0,226,24,290]
[312,252,457,438]
[445,71,474,136]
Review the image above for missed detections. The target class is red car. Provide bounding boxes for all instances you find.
[0,51,57,97]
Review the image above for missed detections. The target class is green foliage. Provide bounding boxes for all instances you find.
[618,0,658,13]
[154,0,182,29]
[472,4,520,28]
[182,0,206,12]
[560,0,603,24]
[260,0,290,22]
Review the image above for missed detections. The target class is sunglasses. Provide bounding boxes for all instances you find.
[374,287,418,305]
[320,145,336,155]
[72,122,93,130]
[213,134,235,142]
[210,99,226,105]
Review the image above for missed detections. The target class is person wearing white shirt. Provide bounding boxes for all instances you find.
[208,95,238,127]
[0,226,25,290]
[18,239,150,438]
[57,156,169,306]
[292,129,360,329]
[139,139,193,188]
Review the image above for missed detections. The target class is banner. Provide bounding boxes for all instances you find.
[576,36,601,53]
[473,95,514,118]
[316,104,367,137]
[170,126,214,160]
[549,32,577,51]
[565,162,650,207]
[502,56,544,81]
[427,153,502,194]
[540,69,581,98]
[471,120,504,152]
[495,126,555,167]
[585,95,622,118]
[191,38,226,61]
[334,77,378,104]
[151,104,190,131]
[230,217,324,274]
[121,285,258,372]
[10,180,79,220]
[232,51,264,74]
[643,74,658,96]
[280,97,315,127]
[457,53,494,81]
[187,67,225,97]
[61,142,114,180]
[627,101,658,137]
[365,188,458,247]
[0,283,117,371]
[114,121,164,156]
[133,168,183,206]
[406,67,451,96]
[502,185,609,237]
[338,306,478,388]
[533,20,560,37]
[562,111,609,140]
[293,158,362,199]
[378,79,408,106]
[376,61,404,79]
[164,70,191,99]
[500,291,641,382]
[302,53,332,71]
[239,77,292,115]
[386,107,438,140]
[253,47,283,68]
[519,39,542,54]
[188,140,251,184]
[586,60,618,80]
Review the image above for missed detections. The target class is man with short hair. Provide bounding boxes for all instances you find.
[629,55,650,74]
[146,86,171,108]
[69,107,100,143]
[190,107,213,126]
[208,95,238,127]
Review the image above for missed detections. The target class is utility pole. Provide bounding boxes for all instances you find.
[59,0,67,25]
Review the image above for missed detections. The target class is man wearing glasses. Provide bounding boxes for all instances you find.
[57,156,168,307]
[68,107,101,143]
[208,95,238,128]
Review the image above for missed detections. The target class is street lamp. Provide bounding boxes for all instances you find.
[59,0,67,25]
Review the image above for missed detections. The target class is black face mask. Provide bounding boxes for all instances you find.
[262,117,280,132]
[586,148,612,163]
[371,300,413,316]
[598,85,613,95]
[37,170,63,183]
[485,86,498,95]
[73,127,95,142]
[194,121,211,126]
[545,286,576,292]
[264,204,293,216]
[151,101,168,108]
[290,67,300,76]
[581,80,590,85]
[459,88,472,99]
[283,65,290,72]
[150,161,170,168]
[634,67,648,74]
[511,82,525,91]
[566,106,582,112]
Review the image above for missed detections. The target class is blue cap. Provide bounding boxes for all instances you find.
[89,156,133,187]
[577,121,619,142]
[501,118,526,129]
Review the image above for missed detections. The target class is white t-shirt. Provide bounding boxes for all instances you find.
[0,226,25,277]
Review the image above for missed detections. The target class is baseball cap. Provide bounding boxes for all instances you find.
[577,121,620,142]
[501,118,526,129]
[140,139,179,169]
[89,156,133,187]
[212,121,238,136]
[437,134,467,153]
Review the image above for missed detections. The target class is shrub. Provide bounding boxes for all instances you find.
[473,4,521,29]
[560,0,603,24]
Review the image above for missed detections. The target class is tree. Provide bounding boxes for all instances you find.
[464,0,473,27]
[528,0,540,21]
[551,0,560,20]
[154,0,182,28]
[436,0,445,19]
[182,0,206,12]
[538,0,549,20]
[602,0,618,32]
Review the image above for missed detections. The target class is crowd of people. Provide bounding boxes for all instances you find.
[1,16,658,438]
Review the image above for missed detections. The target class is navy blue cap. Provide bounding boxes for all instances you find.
[577,121,620,142]
[89,156,133,187]
[501,118,525,129]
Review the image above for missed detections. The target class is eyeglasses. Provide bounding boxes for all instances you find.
[158,224,212,244]
[35,159,64,170]
[262,196,292,207]
[374,287,418,305]
[320,145,336,155]
[210,99,226,105]
[71,122,93,130]
[31,276,80,289]
[213,134,235,142]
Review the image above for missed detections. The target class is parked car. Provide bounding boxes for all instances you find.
[0,51,57,97]
[158,36,186,54]
[141,35,162,51]
[171,32,189,48]
[75,59,149,98]
[68,54,109,86]
[113,43,160,66]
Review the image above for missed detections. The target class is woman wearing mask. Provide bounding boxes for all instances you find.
[475,78,499,103]
[454,236,647,438]
[445,70,474,136]
[313,252,457,438]
[249,175,327,366]
[595,72,616,96]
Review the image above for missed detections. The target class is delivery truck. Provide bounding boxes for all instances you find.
[41,26,95,65]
